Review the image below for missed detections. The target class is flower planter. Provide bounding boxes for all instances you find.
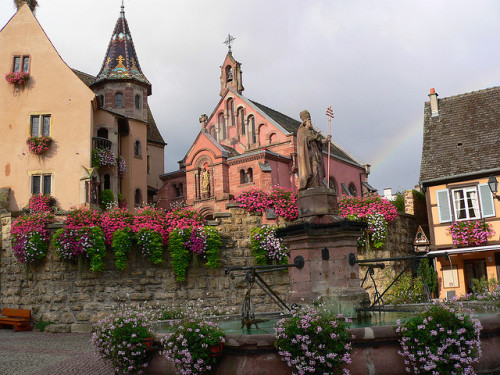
[209,342,223,357]
[143,337,154,350]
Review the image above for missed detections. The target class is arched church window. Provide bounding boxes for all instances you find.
[248,116,256,144]
[115,93,123,108]
[240,169,247,184]
[247,168,253,183]
[218,113,226,139]
[209,126,216,139]
[348,183,357,197]
[97,128,108,139]
[135,94,141,109]
[226,65,233,82]
[238,107,245,135]
[227,98,235,126]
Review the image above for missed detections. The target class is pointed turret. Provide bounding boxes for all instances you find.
[93,5,151,93]
[220,35,244,97]
[91,5,151,121]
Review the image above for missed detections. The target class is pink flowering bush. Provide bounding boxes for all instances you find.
[65,206,101,228]
[26,136,51,156]
[133,206,169,244]
[396,303,482,375]
[164,207,204,234]
[275,306,352,375]
[28,194,55,213]
[101,207,133,245]
[92,147,116,168]
[339,195,398,249]
[5,71,29,85]
[161,317,225,375]
[11,212,54,264]
[92,308,154,375]
[250,226,288,265]
[448,220,495,247]
[233,186,298,221]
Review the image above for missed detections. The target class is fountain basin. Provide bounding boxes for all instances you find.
[146,312,500,375]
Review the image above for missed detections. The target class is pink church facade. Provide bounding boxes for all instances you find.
[158,51,373,218]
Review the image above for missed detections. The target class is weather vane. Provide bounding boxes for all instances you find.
[224,34,236,52]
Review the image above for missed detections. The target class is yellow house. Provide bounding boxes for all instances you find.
[0,4,165,211]
[420,88,500,299]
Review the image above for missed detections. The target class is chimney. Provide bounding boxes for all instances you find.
[429,88,439,117]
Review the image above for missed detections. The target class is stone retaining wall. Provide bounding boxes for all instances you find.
[0,206,419,332]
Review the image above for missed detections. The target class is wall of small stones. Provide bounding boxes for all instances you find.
[0,204,420,332]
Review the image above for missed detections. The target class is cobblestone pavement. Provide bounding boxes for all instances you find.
[0,330,114,375]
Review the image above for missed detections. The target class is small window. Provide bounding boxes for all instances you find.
[104,174,111,190]
[147,155,151,174]
[134,140,142,157]
[30,115,51,137]
[115,93,123,108]
[348,183,357,197]
[98,95,105,107]
[209,126,216,139]
[31,173,52,195]
[249,116,256,143]
[227,98,235,126]
[226,66,233,81]
[218,113,226,139]
[247,168,253,183]
[238,108,245,135]
[135,94,141,109]
[13,55,30,73]
[240,169,247,184]
[135,188,142,206]
[452,187,480,220]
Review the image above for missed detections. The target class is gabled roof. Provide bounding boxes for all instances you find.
[72,69,164,145]
[250,100,301,134]
[419,87,500,184]
[93,6,150,88]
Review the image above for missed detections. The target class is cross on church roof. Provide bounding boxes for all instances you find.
[224,33,236,52]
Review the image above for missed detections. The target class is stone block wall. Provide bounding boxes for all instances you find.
[0,207,289,333]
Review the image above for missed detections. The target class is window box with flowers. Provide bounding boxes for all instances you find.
[117,155,127,176]
[26,136,52,156]
[5,71,30,86]
[448,220,495,247]
[92,147,116,168]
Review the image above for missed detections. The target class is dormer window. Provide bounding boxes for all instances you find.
[115,93,123,108]
[135,94,141,109]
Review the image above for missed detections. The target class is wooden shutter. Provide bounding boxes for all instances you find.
[478,183,495,218]
[436,189,452,223]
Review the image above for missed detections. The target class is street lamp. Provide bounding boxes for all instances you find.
[488,175,498,199]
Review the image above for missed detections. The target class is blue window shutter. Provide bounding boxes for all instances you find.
[478,183,495,218]
[436,189,452,223]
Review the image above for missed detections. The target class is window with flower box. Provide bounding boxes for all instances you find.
[436,184,495,223]
[31,173,52,195]
[30,114,51,137]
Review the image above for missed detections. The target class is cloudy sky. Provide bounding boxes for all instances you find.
[2,1,499,192]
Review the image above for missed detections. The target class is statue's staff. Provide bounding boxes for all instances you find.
[325,106,334,186]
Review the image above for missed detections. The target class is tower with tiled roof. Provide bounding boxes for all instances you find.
[91,4,150,123]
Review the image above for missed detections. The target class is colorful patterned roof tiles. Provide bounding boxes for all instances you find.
[95,5,150,87]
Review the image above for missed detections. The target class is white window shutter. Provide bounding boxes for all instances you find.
[478,183,495,218]
[436,189,452,223]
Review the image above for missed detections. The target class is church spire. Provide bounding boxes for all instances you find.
[219,34,244,97]
[94,4,151,94]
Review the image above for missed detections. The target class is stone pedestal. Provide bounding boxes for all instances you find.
[297,187,338,218]
[278,221,369,317]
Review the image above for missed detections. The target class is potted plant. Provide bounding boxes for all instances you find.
[250,226,288,265]
[5,71,30,86]
[396,303,482,375]
[448,220,495,247]
[275,306,353,375]
[26,136,52,156]
[162,317,225,374]
[92,308,155,374]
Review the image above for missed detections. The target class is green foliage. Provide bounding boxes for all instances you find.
[386,271,425,304]
[397,304,481,374]
[275,306,352,374]
[418,258,438,297]
[111,228,134,271]
[136,228,164,265]
[35,317,54,332]
[87,227,106,272]
[471,276,500,296]
[99,189,114,210]
[168,229,190,282]
[204,227,222,269]
[392,192,405,213]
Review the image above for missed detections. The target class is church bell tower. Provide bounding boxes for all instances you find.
[219,34,244,97]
